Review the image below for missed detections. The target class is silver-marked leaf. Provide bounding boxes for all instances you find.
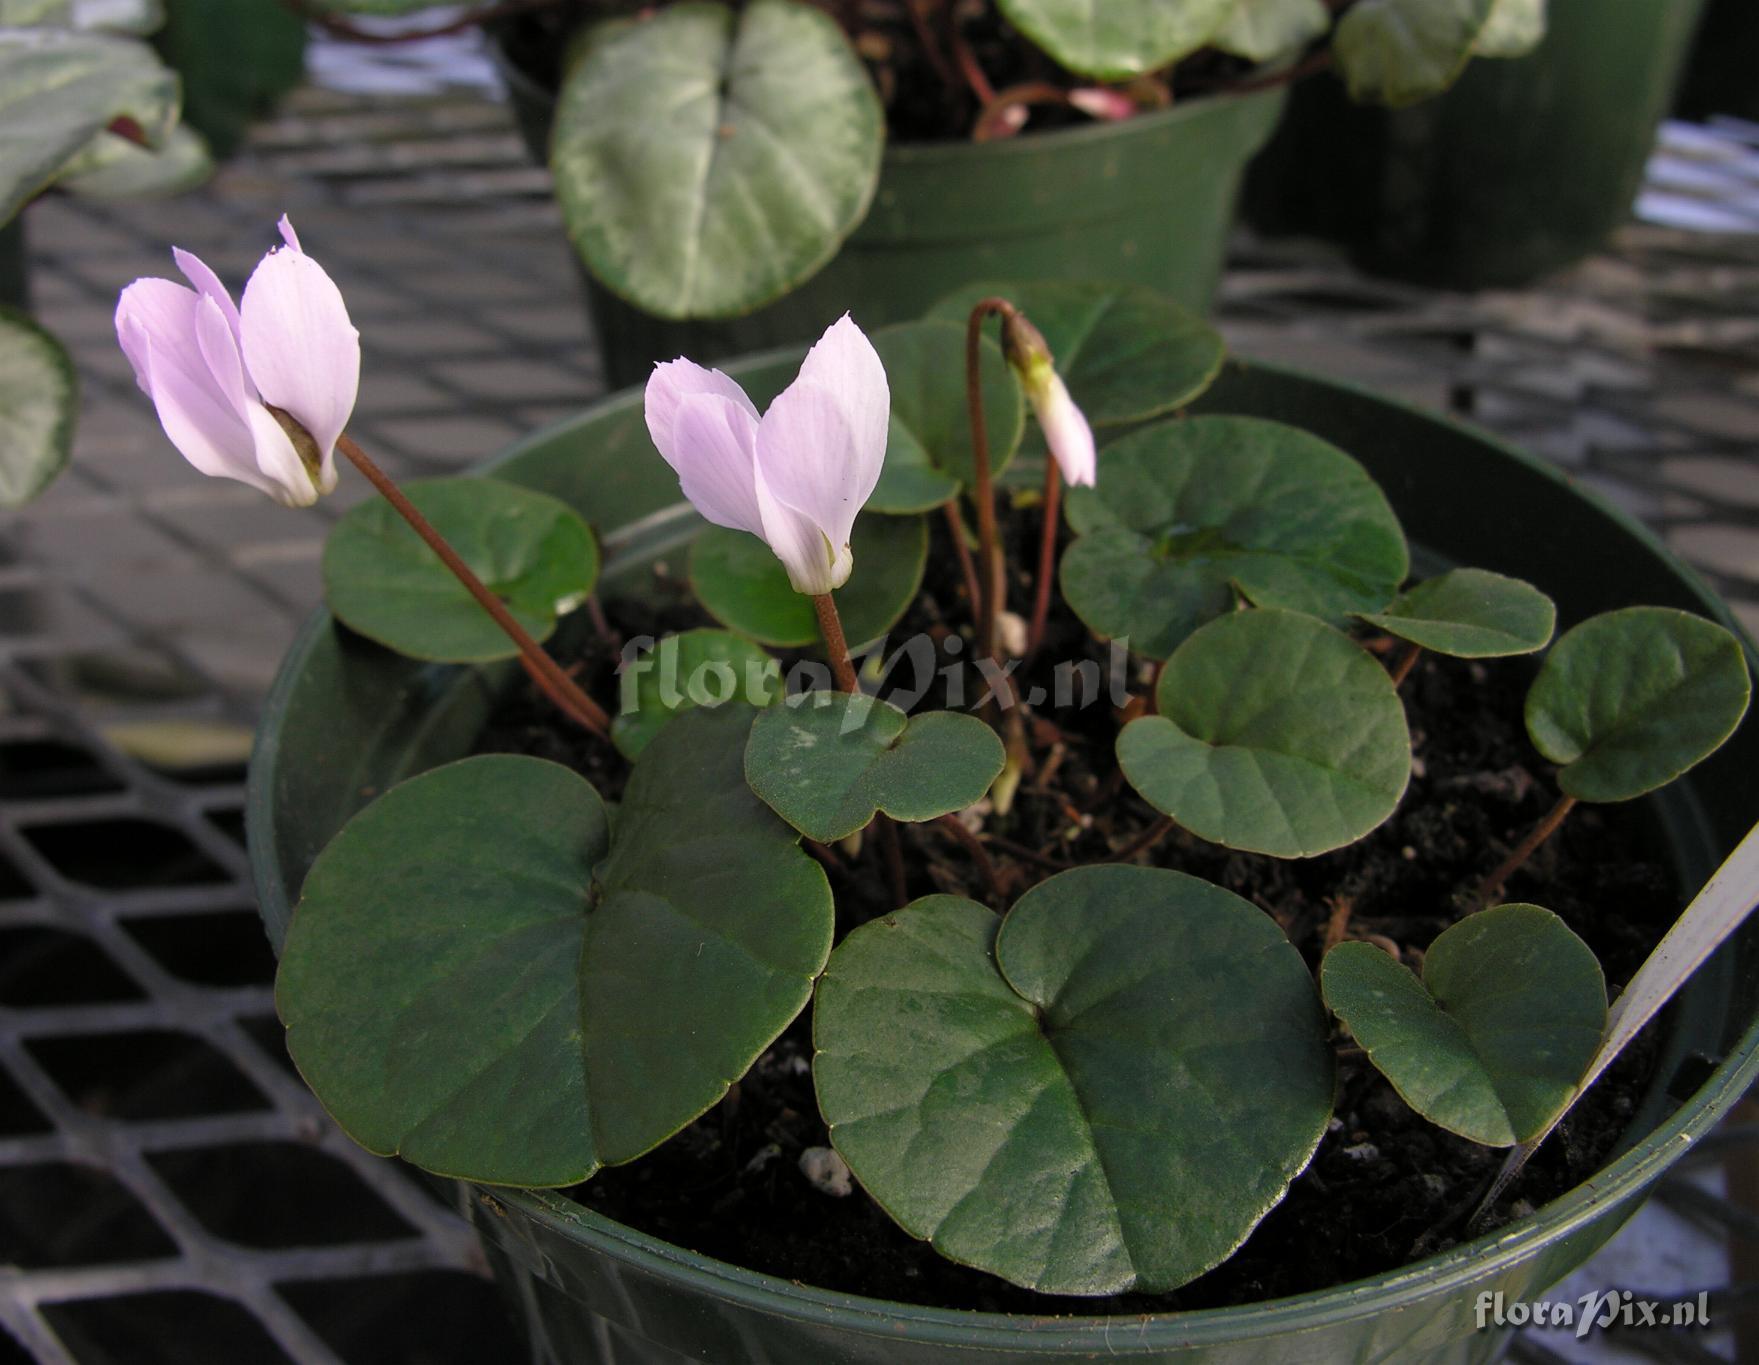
[551,0,883,320]
[56,122,210,199]
[612,628,780,760]
[1333,0,1495,105]
[278,704,834,1186]
[994,0,1237,79]
[0,306,75,506]
[1524,606,1751,803]
[928,280,1224,427]
[1118,609,1411,857]
[0,27,178,225]
[814,869,1334,1295]
[1212,0,1330,64]
[745,691,1003,841]
[1321,903,1605,1145]
[868,320,1023,513]
[323,477,600,663]
[689,512,927,649]
[1473,0,1545,56]
[1358,568,1555,658]
[1062,415,1408,658]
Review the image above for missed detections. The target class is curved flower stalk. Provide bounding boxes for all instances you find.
[645,315,889,598]
[115,215,360,507]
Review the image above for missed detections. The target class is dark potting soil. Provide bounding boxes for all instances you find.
[473,535,1683,1316]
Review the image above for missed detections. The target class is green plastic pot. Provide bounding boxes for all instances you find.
[493,40,1284,388]
[248,358,1759,1364]
[1676,0,1759,123]
[1244,0,1707,288]
[153,0,307,160]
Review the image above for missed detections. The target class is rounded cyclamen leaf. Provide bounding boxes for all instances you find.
[278,705,834,1186]
[551,0,883,320]
[1062,415,1408,659]
[1321,904,1607,1145]
[1118,609,1411,857]
[689,512,927,648]
[612,629,781,760]
[323,477,600,663]
[745,692,1004,842]
[0,307,75,507]
[1333,0,1495,106]
[1211,0,1331,62]
[992,0,1239,79]
[277,754,612,1185]
[866,321,1023,514]
[1524,606,1751,803]
[814,868,1334,1295]
[927,280,1224,427]
[1358,568,1556,658]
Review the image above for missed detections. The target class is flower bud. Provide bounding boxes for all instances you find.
[1002,312,1096,488]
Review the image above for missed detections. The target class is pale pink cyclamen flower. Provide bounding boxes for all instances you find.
[115,216,360,508]
[1001,312,1096,488]
[645,316,889,596]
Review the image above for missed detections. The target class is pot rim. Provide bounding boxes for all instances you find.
[248,355,1759,1351]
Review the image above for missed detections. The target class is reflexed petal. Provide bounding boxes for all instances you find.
[115,277,202,394]
[239,240,360,461]
[789,314,888,491]
[644,358,761,461]
[126,319,281,500]
[755,379,875,556]
[173,247,242,345]
[754,459,843,595]
[668,395,766,536]
[1037,372,1096,487]
[193,294,253,421]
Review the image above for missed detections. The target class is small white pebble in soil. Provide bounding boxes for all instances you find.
[1419,1173,1448,1200]
[1401,845,1418,861]
[1340,1142,1380,1162]
[1509,1199,1535,1219]
[1410,755,1426,780]
[786,1053,810,1076]
[957,798,994,834]
[1326,1116,1346,1136]
[799,1146,854,1197]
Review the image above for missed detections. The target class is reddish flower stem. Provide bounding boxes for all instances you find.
[1113,815,1176,863]
[1026,457,1062,660]
[941,500,984,622]
[336,434,610,736]
[1478,793,1579,906]
[936,814,1002,902]
[1389,640,1422,688]
[964,297,1018,659]
[811,593,861,695]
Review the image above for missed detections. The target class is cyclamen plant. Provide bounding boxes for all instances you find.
[121,221,1757,1298]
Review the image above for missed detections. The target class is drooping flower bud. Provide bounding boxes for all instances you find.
[1001,311,1096,488]
[645,315,889,596]
[115,215,359,507]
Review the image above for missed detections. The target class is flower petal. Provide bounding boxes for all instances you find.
[645,358,761,461]
[788,314,889,487]
[173,247,242,348]
[1037,371,1097,488]
[667,394,766,537]
[246,402,322,506]
[193,294,254,422]
[239,239,360,462]
[754,458,844,595]
[277,214,302,252]
[115,277,200,394]
[754,379,877,558]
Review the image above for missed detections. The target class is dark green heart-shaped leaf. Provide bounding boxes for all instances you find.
[0,28,178,226]
[814,868,1334,1295]
[928,280,1224,428]
[1321,904,1606,1145]
[1212,0,1331,61]
[1118,609,1411,857]
[277,754,611,1185]
[0,307,75,506]
[689,512,927,649]
[1061,415,1408,658]
[587,703,834,1162]
[551,0,882,320]
[278,704,833,1186]
[867,320,1023,514]
[1359,568,1555,658]
[993,0,1237,79]
[1333,0,1495,106]
[612,628,780,760]
[323,477,600,663]
[745,692,1003,841]
[1524,606,1751,803]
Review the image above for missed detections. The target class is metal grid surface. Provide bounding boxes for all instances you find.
[0,77,1756,1364]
